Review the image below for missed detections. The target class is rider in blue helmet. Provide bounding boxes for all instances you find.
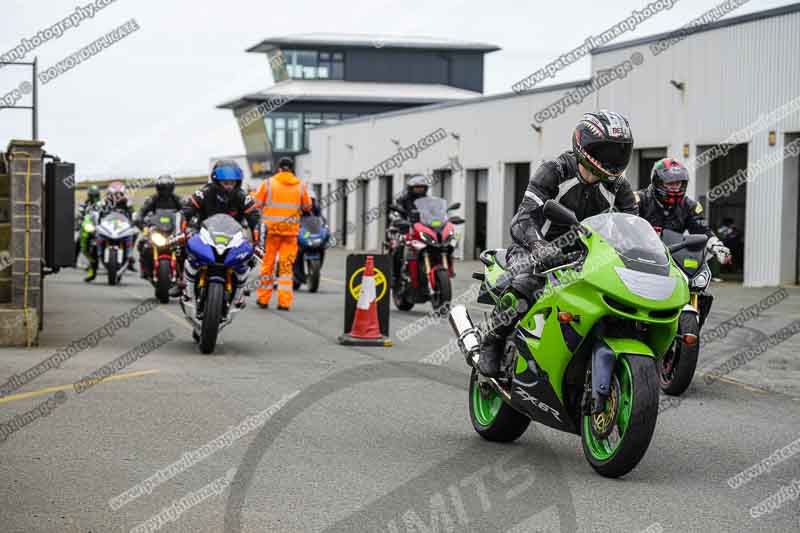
[182,160,260,237]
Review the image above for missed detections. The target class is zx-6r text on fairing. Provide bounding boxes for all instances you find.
[450,200,698,477]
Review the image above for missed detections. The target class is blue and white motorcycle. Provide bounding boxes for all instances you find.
[293,215,330,293]
[180,214,257,354]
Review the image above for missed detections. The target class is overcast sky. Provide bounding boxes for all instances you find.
[0,0,794,179]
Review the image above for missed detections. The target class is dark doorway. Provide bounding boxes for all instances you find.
[709,143,747,280]
[513,163,531,210]
[796,153,800,284]
[359,179,369,249]
[337,179,348,247]
[384,175,393,228]
[475,169,488,257]
[637,148,667,189]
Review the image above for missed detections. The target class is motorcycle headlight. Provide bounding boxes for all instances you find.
[151,233,168,247]
[691,266,711,290]
[84,223,95,233]
[410,239,427,250]
[310,239,322,247]
[420,232,435,245]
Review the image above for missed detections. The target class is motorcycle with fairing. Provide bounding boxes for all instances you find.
[140,209,182,303]
[656,228,714,396]
[450,201,699,477]
[387,197,464,312]
[293,215,330,293]
[96,211,138,285]
[180,214,257,354]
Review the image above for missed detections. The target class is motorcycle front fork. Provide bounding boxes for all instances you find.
[422,252,450,294]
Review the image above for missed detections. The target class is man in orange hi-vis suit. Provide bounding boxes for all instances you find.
[253,157,312,310]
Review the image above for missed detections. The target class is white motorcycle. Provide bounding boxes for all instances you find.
[96,212,138,285]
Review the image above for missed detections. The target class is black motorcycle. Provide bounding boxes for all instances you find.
[658,228,712,396]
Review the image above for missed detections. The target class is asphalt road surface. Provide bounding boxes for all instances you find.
[1,250,798,532]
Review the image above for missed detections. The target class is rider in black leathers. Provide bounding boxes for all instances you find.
[179,160,261,305]
[635,157,731,265]
[181,163,260,236]
[134,175,184,289]
[635,157,731,325]
[478,110,639,378]
[387,175,430,284]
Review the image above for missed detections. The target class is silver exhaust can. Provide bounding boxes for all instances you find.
[448,305,481,365]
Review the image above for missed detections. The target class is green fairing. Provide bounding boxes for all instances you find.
[482,219,688,405]
[468,212,687,477]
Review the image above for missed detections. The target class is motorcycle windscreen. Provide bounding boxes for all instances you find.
[413,197,449,229]
[152,209,178,233]
[98,212,134,239]
[202,214,247,242]
[660,228,704,276]
[301,216,324,236]
[583,213,669,276]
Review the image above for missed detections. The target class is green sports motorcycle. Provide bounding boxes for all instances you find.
[449,201,703,477]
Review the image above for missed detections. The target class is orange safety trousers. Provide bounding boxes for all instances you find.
[257,234,298,308]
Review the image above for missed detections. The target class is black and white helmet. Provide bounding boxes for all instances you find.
[572,110,634,182]
[155,174,175,196]
[406,175,429,199]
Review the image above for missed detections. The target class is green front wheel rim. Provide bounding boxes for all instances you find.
[472,380,503,427]
[583,357,634,461]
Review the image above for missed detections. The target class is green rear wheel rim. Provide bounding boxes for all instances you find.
[583,357,634,461]
[472,380,503,427]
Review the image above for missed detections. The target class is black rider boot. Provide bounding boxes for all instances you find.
[478,293,528,378]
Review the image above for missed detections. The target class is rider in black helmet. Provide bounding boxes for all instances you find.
[635,156,731,286]
[134,175,184,288]
[135,175,183,225]
[478,110,639,378]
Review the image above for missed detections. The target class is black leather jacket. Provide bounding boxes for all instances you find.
[635,186,713,237]
[508,151,638,258]
[393,192,426,218]
[182,183,260,233]
[135,193,183,226]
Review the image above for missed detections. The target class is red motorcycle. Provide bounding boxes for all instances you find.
[387,197,464,311]
[140,209,181,303]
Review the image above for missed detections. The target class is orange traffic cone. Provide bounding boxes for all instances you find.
[338,256,392,347]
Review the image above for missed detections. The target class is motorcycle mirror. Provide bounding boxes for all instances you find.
[447,202,461,211]
[449,216,465,225]
[543,200,579,227]
[389,205,406,216]
[668,234,708,254]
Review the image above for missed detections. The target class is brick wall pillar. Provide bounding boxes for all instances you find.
[6,140,44,344]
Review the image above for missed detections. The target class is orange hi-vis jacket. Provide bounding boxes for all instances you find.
[253,171,312,236]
